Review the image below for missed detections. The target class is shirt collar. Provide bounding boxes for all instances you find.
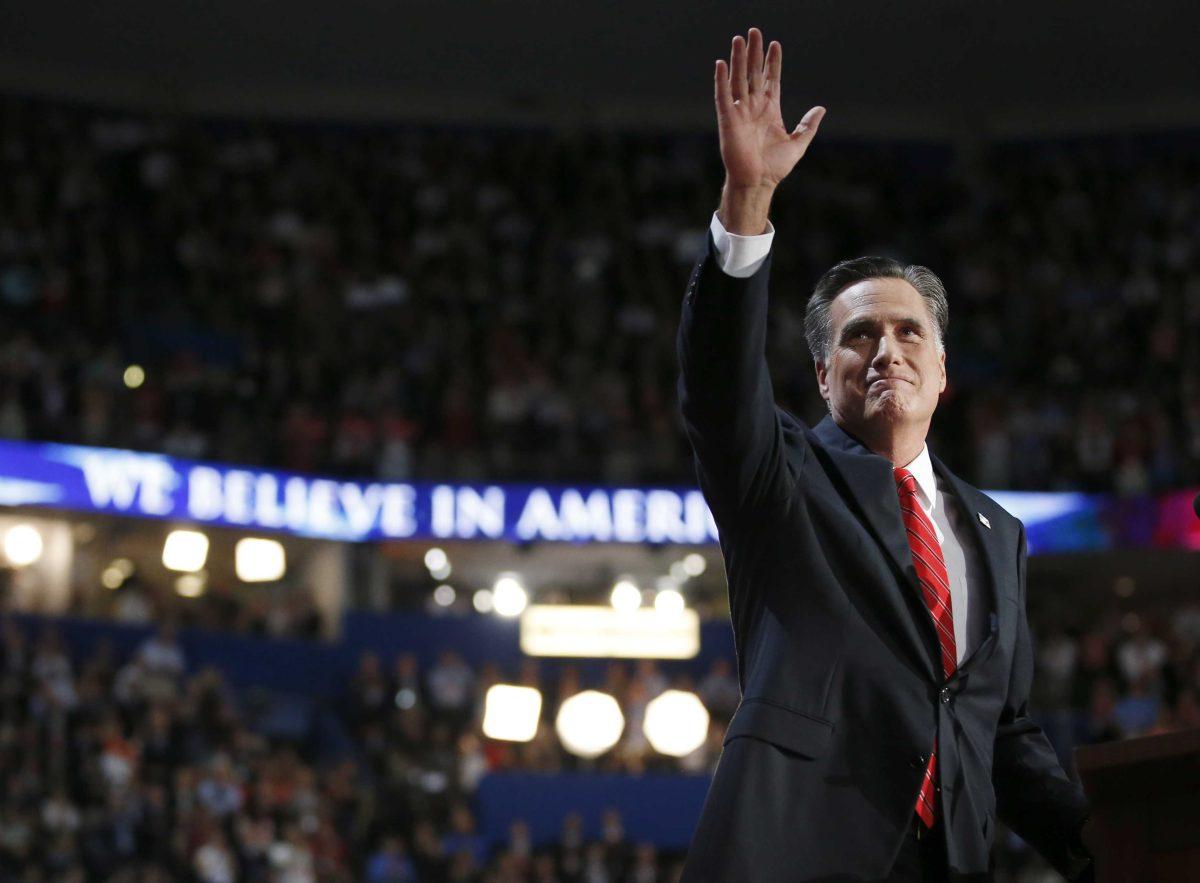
[901,443,937,513]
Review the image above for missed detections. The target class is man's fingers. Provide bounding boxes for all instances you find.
[747,27,764,94]
[764,40,782,94]
[791,106,827,145]
[714,60,733,115]
[730,35,747,102]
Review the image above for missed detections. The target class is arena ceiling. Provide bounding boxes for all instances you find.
[2,0,1199,135]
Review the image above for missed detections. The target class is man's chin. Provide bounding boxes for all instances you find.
[864,397,913,424]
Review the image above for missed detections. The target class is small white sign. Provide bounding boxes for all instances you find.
[520,605,700,659]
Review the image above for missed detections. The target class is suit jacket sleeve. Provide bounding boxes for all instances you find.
[993,521,1094,882]
[676,229,801,526]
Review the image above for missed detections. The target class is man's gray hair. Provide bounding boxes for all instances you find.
[803,256,949,365]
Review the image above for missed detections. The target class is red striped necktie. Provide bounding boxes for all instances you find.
[894,466,956,829]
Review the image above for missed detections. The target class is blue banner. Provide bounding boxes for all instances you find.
[0,439,718,544]
[0,439,1194,552]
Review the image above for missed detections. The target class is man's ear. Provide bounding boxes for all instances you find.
[815,359,829,402]
[938,349,947,394]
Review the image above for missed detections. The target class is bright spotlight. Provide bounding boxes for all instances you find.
[3,525,44,566]
[424,547,448,571]
[555,690,624,758]
[669,561,689,582]
[473,588,494,613]
[433,584,456,607]
[235,538,286,582]
[644,690,710,757]
[493,575,528,617]
[610,579,641,612]
[683,553,707,577]
[123,365,145,389]
[482,684,543,742]
[655,588,685,615]
[162,530,209,572]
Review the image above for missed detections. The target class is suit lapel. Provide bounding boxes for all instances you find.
[929,452,1003,669]
[810,416,942,682]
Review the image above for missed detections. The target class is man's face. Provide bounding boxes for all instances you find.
[815,276,947,433]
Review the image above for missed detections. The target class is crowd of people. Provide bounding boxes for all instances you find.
[0,96,1197,493]
[80,575,327,642]
[1,92,1199,880]
[0,598,1197,880]
[0,619,714,881]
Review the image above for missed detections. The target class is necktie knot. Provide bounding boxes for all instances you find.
[893,466,918,497]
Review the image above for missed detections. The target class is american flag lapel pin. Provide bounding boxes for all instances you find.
[978,513,991,529]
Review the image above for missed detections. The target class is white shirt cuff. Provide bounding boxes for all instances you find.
[709,211,775,278]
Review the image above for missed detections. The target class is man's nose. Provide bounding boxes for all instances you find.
[872,334,900,366]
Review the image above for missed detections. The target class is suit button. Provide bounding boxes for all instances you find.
[940,687,951,704]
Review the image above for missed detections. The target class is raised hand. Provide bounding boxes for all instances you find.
[715,28,824,234]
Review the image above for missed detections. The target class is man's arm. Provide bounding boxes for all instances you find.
[676,27,824,523]
[709,211,774,277]
[993,521,1094,882]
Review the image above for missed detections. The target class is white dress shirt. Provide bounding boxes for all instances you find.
[709,211,987,663]
[896,444,988,665]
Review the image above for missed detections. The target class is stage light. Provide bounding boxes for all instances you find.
[654,588,685,615]
[235,538,286,582]
[556,690,624,758]
[101,557,137,591]
[683,553,707,576]
[123,365,145,388]
[473,588,494,613]
[162,530,208,572]
[429,562,452,580]
[493,574,528,617]
[175,572,207,598]
[644,690,710,757]
[424,547,448,571]
[610,579,641,612]
[3,525,43,566]
[101,567,125,590]
[482,684,543,742]
[669,561,689,582]
[433,584,456,607]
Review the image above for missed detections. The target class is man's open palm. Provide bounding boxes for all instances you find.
[716,28,825,191]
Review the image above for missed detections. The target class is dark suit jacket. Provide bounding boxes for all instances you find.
[676,230,1093,882]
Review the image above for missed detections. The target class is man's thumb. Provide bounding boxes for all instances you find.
[792,105,826,139]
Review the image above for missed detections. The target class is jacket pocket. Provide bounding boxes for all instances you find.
[722,697,835,759]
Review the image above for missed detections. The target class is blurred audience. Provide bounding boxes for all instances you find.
[0,97,1197,493]
[0,600,1197,879]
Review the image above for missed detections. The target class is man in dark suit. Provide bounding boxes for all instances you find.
[677,27,1096,882]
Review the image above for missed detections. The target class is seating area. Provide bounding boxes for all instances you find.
[0,597,1196,880]
[1,96,1197,495]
